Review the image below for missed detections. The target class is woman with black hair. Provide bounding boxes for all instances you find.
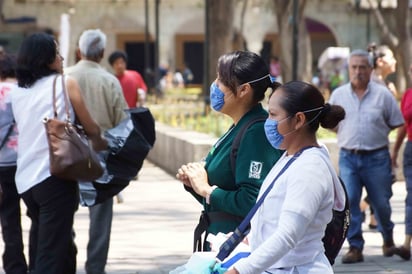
[176,51,282,252]
[226,81,346,274]
[10,32,107,274]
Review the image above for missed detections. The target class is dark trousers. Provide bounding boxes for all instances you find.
[85,198,113,274]
[21,176,78,274]
[0,166,27,274]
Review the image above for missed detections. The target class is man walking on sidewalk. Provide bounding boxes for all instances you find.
[65,29,128,274]
[329,49,404,264]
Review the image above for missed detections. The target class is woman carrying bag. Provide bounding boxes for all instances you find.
[11,32,107,274]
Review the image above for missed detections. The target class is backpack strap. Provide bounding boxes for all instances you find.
[230,116,267,176]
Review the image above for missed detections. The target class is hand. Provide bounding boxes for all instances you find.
[91,135,108,151]
[181,162,209,197]
[391,152,398,169]
[176,166,192,187]
[224,268,239,274]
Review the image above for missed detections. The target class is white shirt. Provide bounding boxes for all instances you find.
[234,146,342,274]
[11,74,74,194]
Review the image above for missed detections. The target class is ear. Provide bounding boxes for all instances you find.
[294,112,306,130]
[238,83,251,98]
[376,57,385,67]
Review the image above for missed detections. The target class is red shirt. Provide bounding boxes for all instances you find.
[117,70,147,108]
[401,88,412,141]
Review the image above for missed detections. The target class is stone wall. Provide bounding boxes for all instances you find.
[147,123,406,181]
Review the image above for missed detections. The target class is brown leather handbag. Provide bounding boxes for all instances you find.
[43,75,103,182]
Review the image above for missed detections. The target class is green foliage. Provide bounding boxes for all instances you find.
[147,90,339,140]
[146,89,232,137]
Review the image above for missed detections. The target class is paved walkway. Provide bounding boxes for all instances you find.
[1,160,412,273]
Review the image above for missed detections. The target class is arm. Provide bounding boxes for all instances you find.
[66,76,107,151]
[233,211,310,274]
[110,80,128,126]
[135,71,148,92]
[391,90,410,168]
[391,125,406,168]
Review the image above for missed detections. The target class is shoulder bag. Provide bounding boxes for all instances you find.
[43,75,103,181]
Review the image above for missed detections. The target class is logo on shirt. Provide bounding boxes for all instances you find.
[249,161,263,179]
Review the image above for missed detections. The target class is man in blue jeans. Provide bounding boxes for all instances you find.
[329,49,404,263]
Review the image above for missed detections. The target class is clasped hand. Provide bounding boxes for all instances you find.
[176,162,210,197]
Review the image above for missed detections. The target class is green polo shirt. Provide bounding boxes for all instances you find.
[189,103,282,238]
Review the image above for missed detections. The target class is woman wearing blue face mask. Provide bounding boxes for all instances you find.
[225,81,345,274]
[176,51,282,251]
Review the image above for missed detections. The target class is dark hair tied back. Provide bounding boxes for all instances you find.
[321,103,331,116]
[319,103,345,129]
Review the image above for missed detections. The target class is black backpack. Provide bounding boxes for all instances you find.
[322,177,350,265]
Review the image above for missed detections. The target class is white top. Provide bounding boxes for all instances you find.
[11,74,74,194]
[234,146,344,274]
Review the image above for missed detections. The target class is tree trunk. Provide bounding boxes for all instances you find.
[233,0,248,51]
[273,0,309,82]
[208,0,235,84]
[395,0,411,90]
[367,0,411,93]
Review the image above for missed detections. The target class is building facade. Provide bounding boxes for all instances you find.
[1,0,392,85]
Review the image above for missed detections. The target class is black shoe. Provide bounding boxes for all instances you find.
[369,223,378,229]
[342,246,364,264]
[394,246,411,260]
[383,240,396,257]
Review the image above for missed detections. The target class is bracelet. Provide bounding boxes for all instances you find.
[206,185,218,204]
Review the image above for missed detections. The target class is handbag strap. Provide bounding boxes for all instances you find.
[52,74,70,121]
[216,145,315,261]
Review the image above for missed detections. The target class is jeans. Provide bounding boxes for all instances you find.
[403,141,412,235]
[0,166,27,274]
[339,148,394,250]
[85,197,113,274]
[21,176,78,274]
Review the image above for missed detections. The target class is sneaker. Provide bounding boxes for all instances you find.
[342,246,364,264]
[394,246,411,260]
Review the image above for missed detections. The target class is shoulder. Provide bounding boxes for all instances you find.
[127,70,140,76]
[329,83,349,102]
[64,65,77,75]
[291,150,332,183]
[370,81,390,93]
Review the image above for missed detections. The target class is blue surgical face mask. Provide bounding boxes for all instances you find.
[264,117,289,149]
[210,82,225,111]
[264,106,325,149]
